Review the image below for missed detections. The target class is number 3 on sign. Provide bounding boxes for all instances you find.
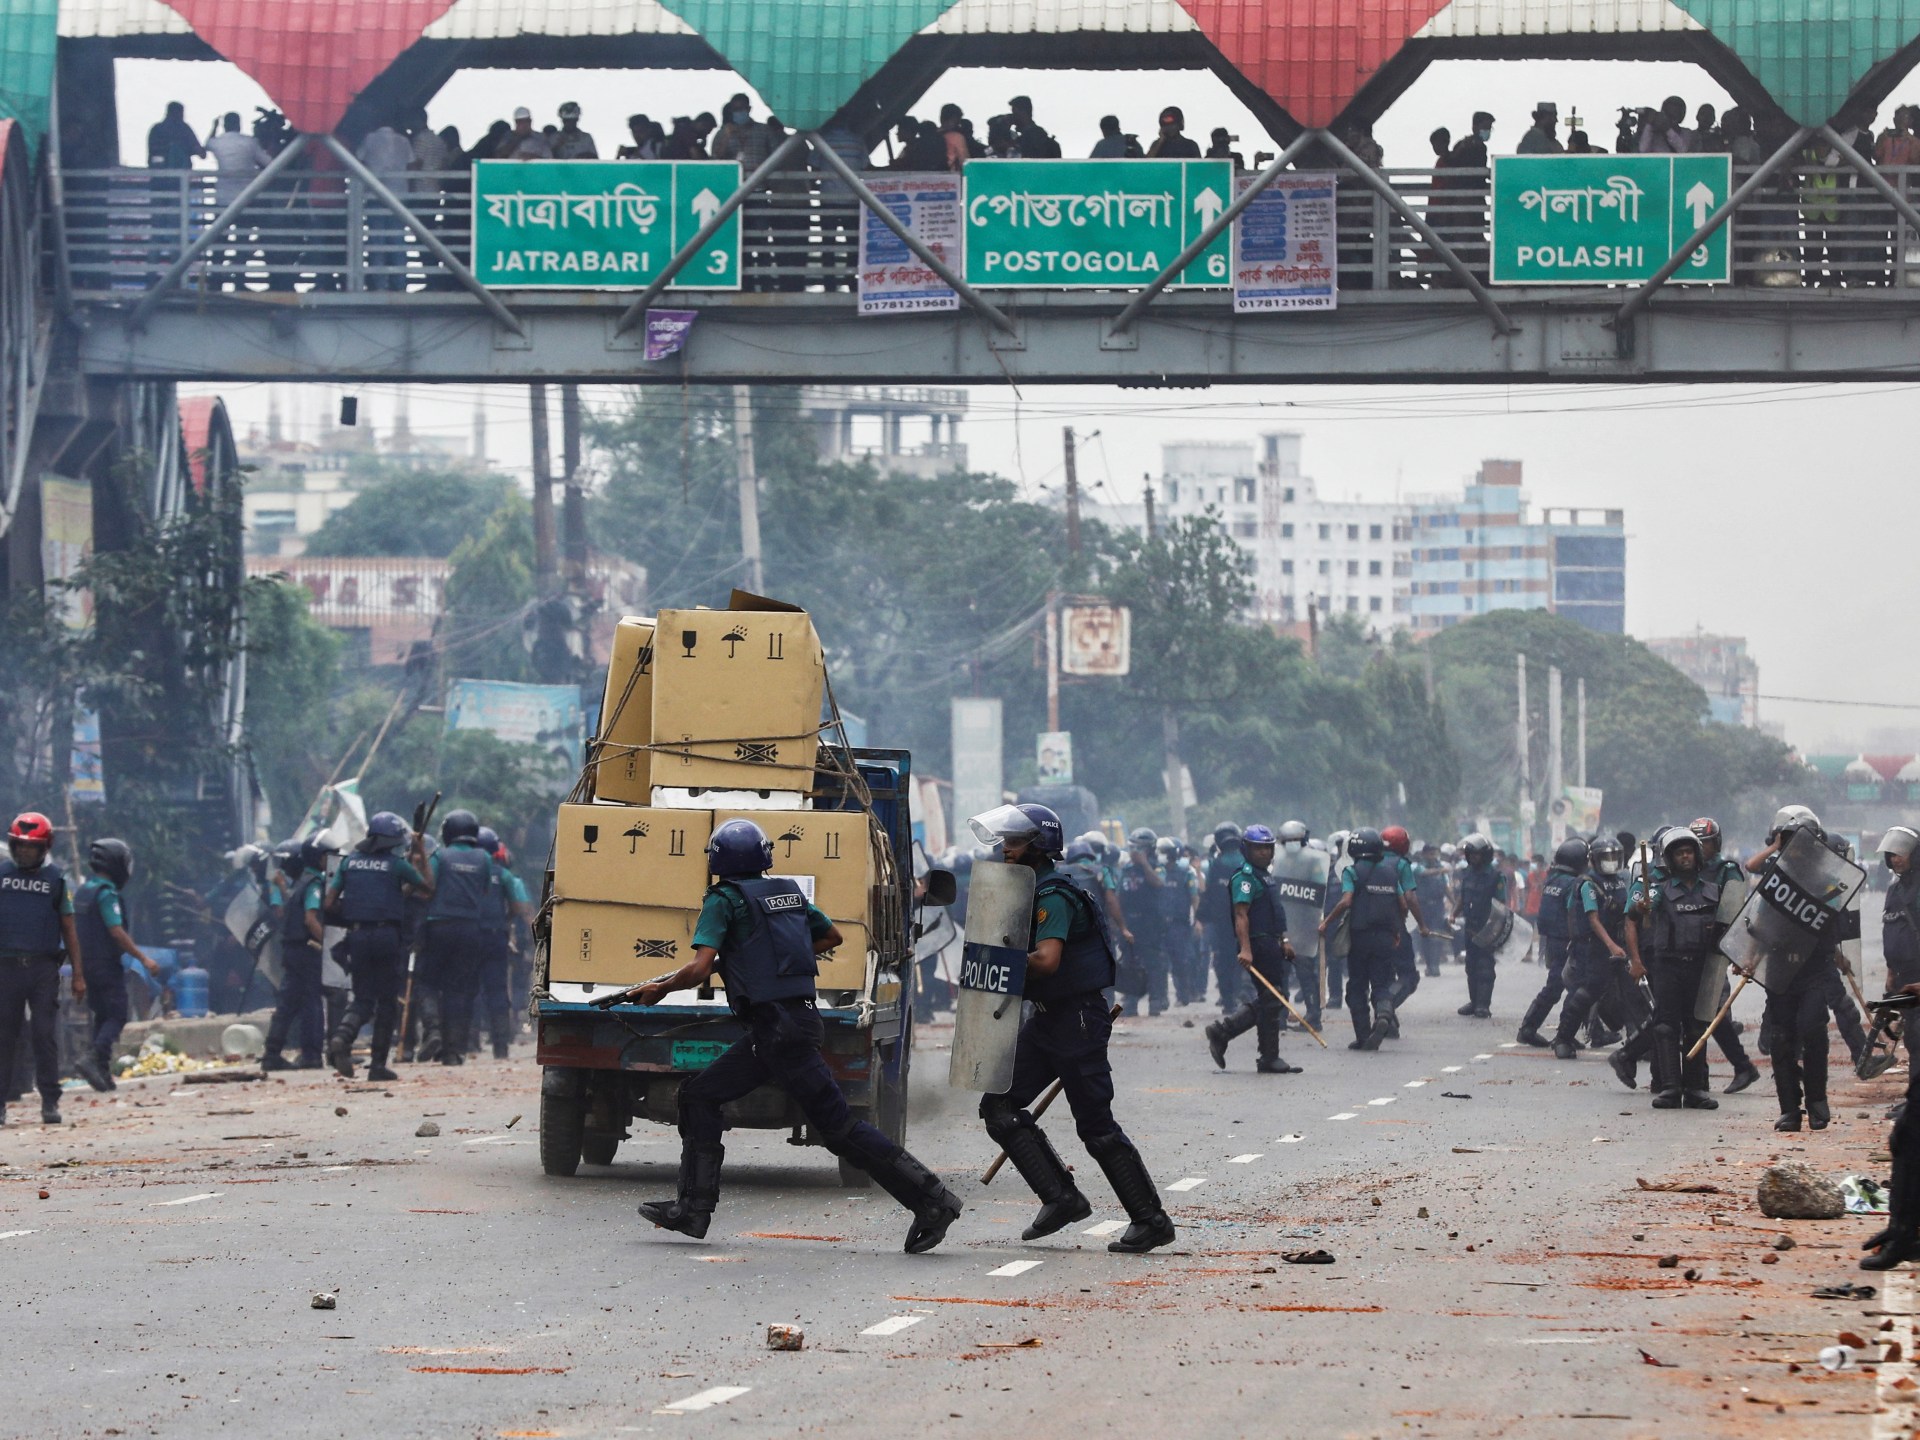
[707,250,729,275]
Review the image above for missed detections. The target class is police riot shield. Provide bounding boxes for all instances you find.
[224,883,281,988]
[1270,847,1328,971]
[1470,899,1536,966]
[949,860,1036,1095]
[1692,870,1753,1022]
[1716,827,1866,996]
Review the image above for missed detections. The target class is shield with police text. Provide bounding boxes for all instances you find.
[949,860,1037,1094]
[1718,827,1866,995]
[1270,845,1328,969]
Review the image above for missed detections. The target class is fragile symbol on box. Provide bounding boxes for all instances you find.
[633,939,679,959]
[582,824,601,854]
[736,742,778,765]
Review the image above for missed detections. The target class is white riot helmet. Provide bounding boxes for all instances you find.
[1277,819,1309,847]
[1881,826,1920,861]
[1771,804,1820,839]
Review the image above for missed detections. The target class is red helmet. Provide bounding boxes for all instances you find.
[1381,825,1411,856]
[1688,816,1722,853]
[9,812,53,846]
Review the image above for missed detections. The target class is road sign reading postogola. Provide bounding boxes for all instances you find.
[473,160,741,289]
[1491,154,1731,285]
[963,159,1232,288]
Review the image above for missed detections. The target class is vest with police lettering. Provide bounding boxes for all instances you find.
[1646,876,1721,961]
[716,877,817,1014]
[0,858,66,956]
[337,849,408,925]
[1030,870,1117,1003]
[427,843,494,924]
[74,877,121,969]
[1348,858,1402,936]
[1570,873,1629,964]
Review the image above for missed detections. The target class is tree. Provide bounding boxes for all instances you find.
[441,499,536,683]
[242,579,342,835]
[303,464,515,559]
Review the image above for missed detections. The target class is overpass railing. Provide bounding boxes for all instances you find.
[57,164,1920,300]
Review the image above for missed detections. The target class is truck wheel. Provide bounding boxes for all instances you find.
[581,1132,620,1166]
[540,1090,586,1177]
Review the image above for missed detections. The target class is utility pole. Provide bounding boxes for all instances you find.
[1044,593,1061,732]
[732,384,764,594]
[560,383,588,592]
[1062,427,1081,559]
[1547,665,1564,845]
[1576,677,1588,789]
[1143,476,1157,540]
[1163,710,1187,844]
[529,384,557,591]
[1516,653,1531,847]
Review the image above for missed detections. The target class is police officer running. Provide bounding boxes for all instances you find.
[262,837,330,1071]
[1516,838,1589,1047]
[1323,827,1419,1049]
[72,839,160,1091]
[0,813,82,1125]
[325,811,431,1081]
[608,819,962,1251]
[1626,828,1721,1111]
[1203,824,1302,1074]
[970,803,1176,1254]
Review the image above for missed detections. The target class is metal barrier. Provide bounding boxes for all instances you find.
[58,161,1920,299]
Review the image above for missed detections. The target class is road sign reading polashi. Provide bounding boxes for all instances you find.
[1490,154,1730,285]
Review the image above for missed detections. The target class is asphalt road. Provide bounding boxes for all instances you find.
[3,956,1916,1439]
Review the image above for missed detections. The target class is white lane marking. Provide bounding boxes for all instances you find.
[152,1192,221,1207]
[988,1259,1044,1277]
[1167,1177,1207,1192]
[1441,1066,1464,1074]
[1473,1053,1494,1061]
[862,1315,925,1337]
[1329,1112,1358,1121]
[1228,1154,1262,1164]
[1519,1336,1606,1345]
[1498,1042,1521,1049]
[0,1229,36,1240]
[1275,1133,1304,1144]
[1083,1220,1127,1237]
[462,1136,529,1146]
[1366,1097,1396,1107]
[321,1166,351,1173]
[1403,1080,1428,1088]
[657,1386,750,1414]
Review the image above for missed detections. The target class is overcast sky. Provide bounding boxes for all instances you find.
[110,55,1920,756]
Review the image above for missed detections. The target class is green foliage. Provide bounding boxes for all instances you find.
[242,579,342,836]
[303,464,515,559]
[1424,609,1798,834]
[442,499,536,683]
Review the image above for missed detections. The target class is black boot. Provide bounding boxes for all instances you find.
[992,1121,1091,1240]
[73,1049,111,1092]
[1807,1097,1830,1130]
[1087,1132,1175,1255]
[1725,1062,1761,1094]
[326,1022,356,1080]
[639,1143,723,1239]
[1515,988,1556,1047]
[1207,1006,1254,1070]
[1649,1025,1682,1108]
[1552,1037,1578,1061]
[415,992,443,1063]
[1255,1012,1301,1073]
[866,1149,964,1253]
[1775,1111,1802,1132]
[260,1053,294,1072]
[1364,996,1395,1052]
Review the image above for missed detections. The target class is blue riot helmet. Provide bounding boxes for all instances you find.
[968,803,1065,857]
[1063,838,1099,866]
[440,809,480,845]
[476,825,501,854]
[299,834,337,875]
[1349,827,1385,861]
[1243,824,1277,846]
[708,818,775,878]
[89,838,134,888]
[366,811,407,851]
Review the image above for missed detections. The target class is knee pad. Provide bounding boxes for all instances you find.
[979,1095,1034,1143]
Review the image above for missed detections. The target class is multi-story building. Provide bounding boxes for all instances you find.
[1157,432,1413,630]
[1645,632,1761,727]
[800,386,967,478]
[1407,460,1625,635]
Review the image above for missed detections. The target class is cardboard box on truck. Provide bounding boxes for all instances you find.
[711,806,877,927]
[594,616,656,804]
[651,593,825,794]
[552,805,712,907]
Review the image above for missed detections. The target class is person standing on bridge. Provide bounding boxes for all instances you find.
[551,102,597,160]
[147,101,204,170]
[1148,106,1202,160]
[969,803,1176,1254]
[1516,102,1563,155]
[606,819,963,1252]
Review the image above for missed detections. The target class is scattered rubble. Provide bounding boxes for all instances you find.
[1757,1163,1845,1220]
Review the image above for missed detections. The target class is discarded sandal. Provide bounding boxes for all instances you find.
[1281,1249,1335,1265]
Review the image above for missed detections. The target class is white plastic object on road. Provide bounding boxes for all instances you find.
[220,1023,265,1058]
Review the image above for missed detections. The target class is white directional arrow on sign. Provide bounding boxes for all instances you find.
[1193,186,1224,228]
[1684,181,1716,229]
[690,188,722,224]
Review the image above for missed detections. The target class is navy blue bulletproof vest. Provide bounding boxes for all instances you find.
[427,842,494,924]
[337,850,408,924]
[717,877,818,1014]
[0,859,66,956]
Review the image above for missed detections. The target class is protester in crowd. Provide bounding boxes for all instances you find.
[940,104,973,172]
[467,120,511,165]
[551,101,598,159]
[148,101,205,169]
[1516,102,1562,155]
[1147,105,1201,158]
[1009,96,1061,158]
[712,93,772,169]
[1090,114,1137,159]
[663,113,714,159]
[1637,96,1692,153]
[986,112,1021,159]
[899,118,948,171]
[356,117,416,292]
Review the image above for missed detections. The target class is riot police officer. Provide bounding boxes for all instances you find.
[1203,824,1247,1013]
[1119,827,1166,1015]
[1323,827,1414,1049]
[607,819,961,1252]
[0,813,81,1125]
[1204,824,1301,1074]
[418,810,503,1066]
[1686,817,1765,1088]
[1882,827,1920,994]
[325,811,431,1081]
[1864,836,1920,1270]
[1157,837,1200,1007]
[970,803,1176,1254]
[73,839,160,1090]
[1414,844,1451,977]
[1380,826,1422,1024]
[1556,835,1636,1061]
[1452,833,1504,1018]
[474,824,528,1059]
[1626,828,1720,1111]
[262,837,330,1071]
[1516,837,1589,1047]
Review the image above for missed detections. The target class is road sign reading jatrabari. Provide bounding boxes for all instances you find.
[1490,154,1731,286]
[963,159,1232,289]
[473,160,741,290]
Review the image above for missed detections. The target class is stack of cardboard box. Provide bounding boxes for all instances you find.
[547,593,876,995]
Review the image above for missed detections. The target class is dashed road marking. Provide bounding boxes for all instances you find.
[1473,1053,1494,1061]
[1519,1336,1606,1345]
[463,1136,529,1146]
[657,1386,751,1415]
[321,1165,351,1173]
[988,1259,1045,1277]
[1228,1154,1262,1164]
[0,1230,35,1240]
[1498,1042,1521,1050]
[862,1315,925,1337]
[1403,1080,1428,1088]
[1275,1133,1304,1143]
[1329,1112,1358,1121]
[1083,1220,1127,1237]
[152,1192,221,1207]
[1441,1066,1464,1074]
[1166,1177,1207,1192]
[1366,1097,1396,1107]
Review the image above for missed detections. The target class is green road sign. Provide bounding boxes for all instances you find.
[1490,154,1732,286]
[962,158,1232,289]
[473,159,741,290]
